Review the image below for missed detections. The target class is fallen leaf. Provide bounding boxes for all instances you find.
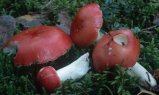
[16,15,42,28]
[0,15,16,48]
[17,15,37,21]
[16,13,48,28]
[56,11,71,35]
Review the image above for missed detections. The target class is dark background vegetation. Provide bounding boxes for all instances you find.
[0,0,159,95]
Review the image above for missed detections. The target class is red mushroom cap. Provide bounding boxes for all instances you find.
[92,29,140,72]
[37,66,60,91]
[6,26,72,65]
[70,3,103,48]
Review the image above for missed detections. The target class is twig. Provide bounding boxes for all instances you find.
[142,25,157,31]
[41,0,53,9]
[137,87,156,95]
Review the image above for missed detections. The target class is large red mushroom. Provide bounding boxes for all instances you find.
[70,3,103,48]
[37,53,90,91]
[92,29,156,88]
[4,26,72,66]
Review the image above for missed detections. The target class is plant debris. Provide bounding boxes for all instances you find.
[56,11,71,34]
[16,13,48,28]
[0,15,16,48]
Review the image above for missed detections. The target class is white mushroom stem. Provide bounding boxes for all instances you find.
[56,52,90,81]
[126,62,157,88]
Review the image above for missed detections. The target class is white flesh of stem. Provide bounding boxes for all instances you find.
[126,62,157,88]
[56,52,90,81]
[113,34,128,46]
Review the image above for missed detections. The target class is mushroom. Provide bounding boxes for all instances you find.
[4,26,72,66]
[70,3,103,48]
[92,29,157,88]
[37,53,90,91]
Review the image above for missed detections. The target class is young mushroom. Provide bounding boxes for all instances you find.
[92,29,157,88]
[3,26,72,66]
[37,53,90,91]
[70,3,103,48]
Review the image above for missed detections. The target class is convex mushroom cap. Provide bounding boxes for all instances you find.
[92,29,140,72]
[70,3,103,48]
[5,26,72,66]
[37,66,60,92]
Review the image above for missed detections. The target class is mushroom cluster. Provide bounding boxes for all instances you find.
[4,25,90,91]
[3,2,157,93]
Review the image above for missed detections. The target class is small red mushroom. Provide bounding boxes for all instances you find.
[70,3,103,48]
[4,26,72,66]
[92,29,156,88]
[37,53,90,91]
[37,66,61,91]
